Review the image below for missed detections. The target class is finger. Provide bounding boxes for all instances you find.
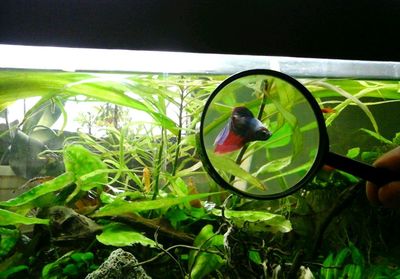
[378,181,400,208]
[373,146,400,173]
[366,181,380,206]
[366,147,400,207]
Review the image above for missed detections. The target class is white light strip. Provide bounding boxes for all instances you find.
[0,44,267,74]
[0,44,399,78]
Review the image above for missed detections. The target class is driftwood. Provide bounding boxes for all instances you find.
[311,182,363,257]
[113,214,195,245]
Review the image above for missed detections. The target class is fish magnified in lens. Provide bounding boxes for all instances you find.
[214,106,272,154]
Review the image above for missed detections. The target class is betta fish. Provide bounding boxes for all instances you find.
[214,106,272,154]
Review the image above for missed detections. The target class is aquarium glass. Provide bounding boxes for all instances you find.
[0,44,399,278]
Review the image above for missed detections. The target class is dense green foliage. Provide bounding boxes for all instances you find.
[0,71,399,278]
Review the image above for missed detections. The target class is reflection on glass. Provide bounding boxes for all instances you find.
[202,74,320,196]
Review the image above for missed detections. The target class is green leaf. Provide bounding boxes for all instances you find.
[169,177,189,196]
[0,71,81,112]
[0,265,28,279]
[346,147,360,159]
[212,209,292,233]
[0,228,20,259]
[175,161,203,178]
[334,247,351,266]
[22,98,64,134]
[254,156,292,175]
[189,224,225,279]
[208,153,265,190]
[63,145,108,191]
[62,264,79,276]
[349,242,364,267]
[310,80,380,133]
[261,160,313,183]
[42,251,75,279]
[341,264,362,279]
[249,250,262,265]
[70,252,94,263]
[99,191,116,204]
[269,91,303,156]
[393,132,400,145]
[164,207,190,229]
[91,192,220,217]
[361,151,379,162]
[321,252,334,279]
[0,71,179,135]
[96,223,157,247]
[337,170,360,184]
[0,172,75,207]
[64,79,179,135]
[264,123,291,148]
[334,247,351,278]
[360,128,393,144]
[0,208,49,226]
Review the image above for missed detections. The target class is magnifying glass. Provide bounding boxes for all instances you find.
[198,69,399,200]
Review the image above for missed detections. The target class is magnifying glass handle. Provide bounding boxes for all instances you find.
[325,152,400,186]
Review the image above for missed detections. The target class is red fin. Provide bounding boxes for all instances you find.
[214,130,245,154]
[322,164,336,172]
[321,107,336,114]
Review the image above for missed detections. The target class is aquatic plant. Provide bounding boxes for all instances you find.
[0,71,399,278]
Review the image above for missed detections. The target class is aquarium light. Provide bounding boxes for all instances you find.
[0,44,399,79]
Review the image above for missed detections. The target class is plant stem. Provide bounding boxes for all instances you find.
[152,127,165,200]
[229,79,271,183]
[171,86,185,176]
[113,104,119,130]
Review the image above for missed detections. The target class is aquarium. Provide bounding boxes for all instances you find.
[0,44,399,279]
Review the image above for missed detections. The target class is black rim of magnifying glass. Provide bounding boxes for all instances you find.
[199,69,330,200]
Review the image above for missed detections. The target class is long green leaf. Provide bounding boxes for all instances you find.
[360,128,393,144]
[0,71,179,134]
[0,265,29,279]
[254,156,292,175]
[208,153,265,190]
[321,252,334,279]
[91,192,221,217]
[189,224,225,279]
[21,95,63,133]
[0,71,91,111]
[0,172,75,207]
[64,79,178,135]
[96,223,157,247]
[311,81,379,133]
[0,208,49,226]
[212,209,292,233]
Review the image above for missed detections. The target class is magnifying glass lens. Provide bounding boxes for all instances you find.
[200,71,326,199]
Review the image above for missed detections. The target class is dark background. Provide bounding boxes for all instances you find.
[0,0,399,61]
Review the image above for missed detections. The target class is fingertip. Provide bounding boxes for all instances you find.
[378,182,400,209]
[366,181,381,206]
[373,147,400,171]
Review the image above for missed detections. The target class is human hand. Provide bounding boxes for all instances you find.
[366,147,400,208]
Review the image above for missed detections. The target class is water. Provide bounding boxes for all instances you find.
[1,50,400,278]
